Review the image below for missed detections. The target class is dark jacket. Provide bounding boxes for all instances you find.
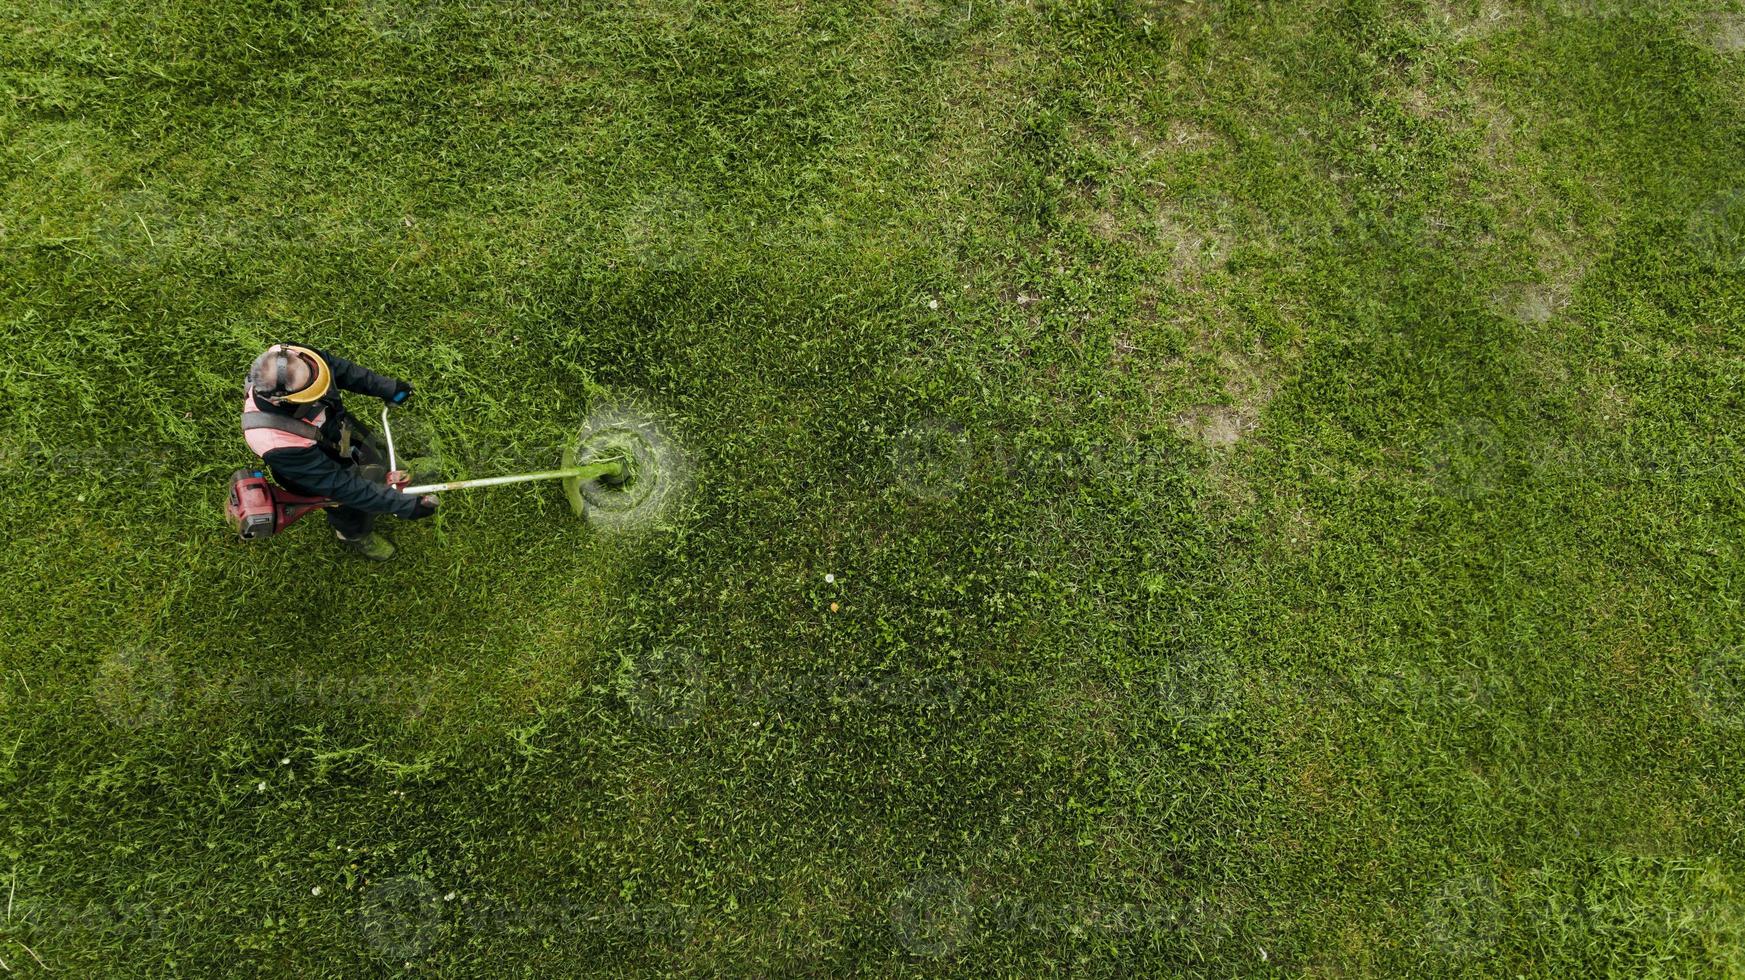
[252,349,420,519]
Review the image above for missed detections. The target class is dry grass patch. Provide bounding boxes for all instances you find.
[1172,349,1279,450]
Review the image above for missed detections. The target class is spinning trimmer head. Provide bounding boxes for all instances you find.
[562,425,657,520]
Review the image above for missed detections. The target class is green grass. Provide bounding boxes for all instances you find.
[3,0,1745,974]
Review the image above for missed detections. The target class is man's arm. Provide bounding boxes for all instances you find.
[263,445,422,518]
[313,348,408,402]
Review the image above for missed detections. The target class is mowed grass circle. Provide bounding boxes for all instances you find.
[563,399,689,533]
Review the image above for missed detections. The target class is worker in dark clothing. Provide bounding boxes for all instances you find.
[241,344,437,561]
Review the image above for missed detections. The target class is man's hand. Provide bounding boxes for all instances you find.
[410,494,439,519]
[389,380,414,406]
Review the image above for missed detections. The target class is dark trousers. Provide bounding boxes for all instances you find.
[279,418,388,539]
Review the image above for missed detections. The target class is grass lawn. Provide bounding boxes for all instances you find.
[3,0,1745,974]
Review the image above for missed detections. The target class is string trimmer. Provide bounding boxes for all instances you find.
[226,408,634,540]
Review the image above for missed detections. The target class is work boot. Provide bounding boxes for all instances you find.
[336,531,396,561]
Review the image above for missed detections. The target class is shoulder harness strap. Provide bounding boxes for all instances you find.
[241,411,337,452]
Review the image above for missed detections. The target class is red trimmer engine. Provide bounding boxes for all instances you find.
[225,469,333,541]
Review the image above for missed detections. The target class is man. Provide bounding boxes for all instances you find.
[241,344,438,560]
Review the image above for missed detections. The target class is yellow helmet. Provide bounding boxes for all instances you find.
[249,344,332,404]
